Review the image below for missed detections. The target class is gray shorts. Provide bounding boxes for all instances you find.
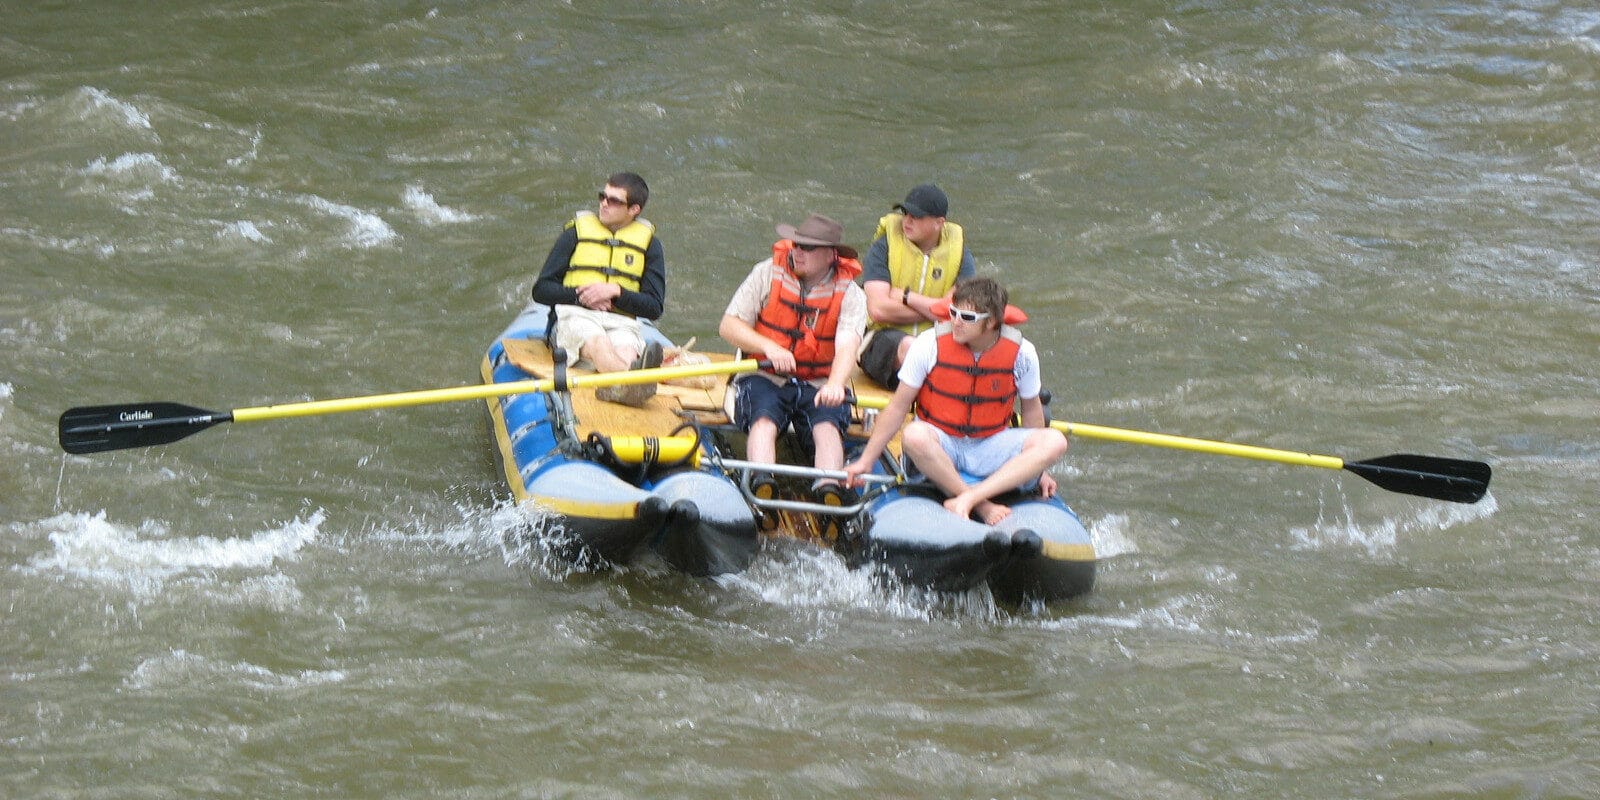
[926,425,1042,490]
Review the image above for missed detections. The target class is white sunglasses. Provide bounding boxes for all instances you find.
[949,307,992,323]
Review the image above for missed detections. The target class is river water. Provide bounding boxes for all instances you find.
[4,2,1597,797]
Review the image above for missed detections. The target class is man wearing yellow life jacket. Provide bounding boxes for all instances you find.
[857,184,978,389]
[532,171,667,406]
[845,278,1066,526]
[720,214,866,509]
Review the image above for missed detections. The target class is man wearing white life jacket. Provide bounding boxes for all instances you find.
[857,183,977,389]
[844,278,1065,526]
[720,214,866,508]
[531,172,667,406]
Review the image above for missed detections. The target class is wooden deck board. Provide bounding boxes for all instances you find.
[497,336,908,550]
[499,337,898,439]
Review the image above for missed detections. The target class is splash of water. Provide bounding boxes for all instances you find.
[1289,492,1499,557]
[18,509,324,599]
[295,194,397,248]
[125,649,346,692]
[72,86,153,131]
[403,184,479,225]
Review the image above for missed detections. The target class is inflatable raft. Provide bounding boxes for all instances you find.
[481,303,1095,603]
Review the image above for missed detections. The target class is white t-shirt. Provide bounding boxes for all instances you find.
[897,327,1043,399]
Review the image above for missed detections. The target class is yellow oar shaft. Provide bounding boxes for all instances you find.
[1054,421,1344,470]
[232,359,761,423]
[849,394,1344,471]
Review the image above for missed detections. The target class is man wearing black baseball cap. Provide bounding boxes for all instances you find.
[857,183,977,388]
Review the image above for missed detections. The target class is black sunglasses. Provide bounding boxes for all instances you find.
[598,191,630,206]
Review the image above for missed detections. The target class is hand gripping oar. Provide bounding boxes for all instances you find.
[850,396,1491,504]
[59,358,765,455]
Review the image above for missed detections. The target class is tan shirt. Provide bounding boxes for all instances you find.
[724,258,867,386]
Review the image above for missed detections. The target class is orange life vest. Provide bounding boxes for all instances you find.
[753,240,863,380]
[915,326,1022,437]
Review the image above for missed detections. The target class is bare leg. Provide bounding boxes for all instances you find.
[746,418,779,465]
[901,420,971,496]
[582,335,636,374]
[811,423,844,472]
[943,429,1068,524]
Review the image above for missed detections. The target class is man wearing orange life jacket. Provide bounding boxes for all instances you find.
[844,277,1066,525]
[720,214,866,505]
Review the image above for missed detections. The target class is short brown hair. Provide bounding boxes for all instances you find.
[608,171,649,208]
[951,277,1007,323]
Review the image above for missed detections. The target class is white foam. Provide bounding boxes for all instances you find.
[184,572,306,613]
[18,510,323,598]
[125,649,346,692]
[716,542,1012,622]
[74,86,152,130]
[1289,492,1498,557]
[0,227,116,257]
[403,184,479,225]
[227,127,263,168]
[216,220,272,244]
[297,194,397,248]
[367,498,592,578]
[3,99,40,121]
[81,152,177,184]
[1039,592,1212,635]
[1089,512,1139,558]
[720,544,885,608]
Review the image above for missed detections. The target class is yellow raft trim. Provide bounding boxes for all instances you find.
[1040,540,1096,562]
[531,496,647,521]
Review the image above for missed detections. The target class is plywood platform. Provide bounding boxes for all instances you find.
[498,336,906,549]
[498,337,897,440]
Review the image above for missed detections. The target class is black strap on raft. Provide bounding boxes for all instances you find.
[551,347,570,392]
[544,304,559,350]
[586,431,643,484]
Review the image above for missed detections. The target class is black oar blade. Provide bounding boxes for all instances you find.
[1343,454,1491,504]
[59,402,231,454]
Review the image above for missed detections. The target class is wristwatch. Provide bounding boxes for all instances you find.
[902,287,911,305]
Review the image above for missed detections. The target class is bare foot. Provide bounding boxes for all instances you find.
[944,494,1012,525]
[973,500,1011,525]
[942,494,974,521]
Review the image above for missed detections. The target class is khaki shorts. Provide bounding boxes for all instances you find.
[552,305,643,365]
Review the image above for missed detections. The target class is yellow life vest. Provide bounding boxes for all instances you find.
[562,210,654,295]
[871,212,965,335]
